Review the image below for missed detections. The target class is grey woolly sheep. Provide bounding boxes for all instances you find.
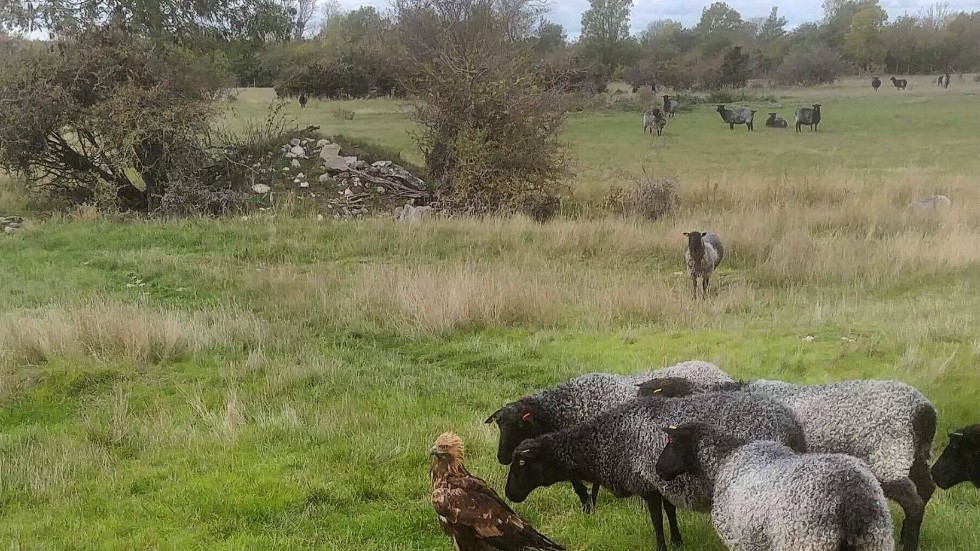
[684,231,724,299]
[656,424,894,551]
[890,76,908,90]
[485,360,732,512]
[662,95,678,117]
[872,76,882,91]
[931,424,980,490]
[644,107,667,136]
[505,392,806,551]
[638,376,937,551]
[795,104,822,132]
[716,105,755,131]
[765,112,788,128]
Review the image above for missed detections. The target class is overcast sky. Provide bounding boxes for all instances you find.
[328,0,978,36]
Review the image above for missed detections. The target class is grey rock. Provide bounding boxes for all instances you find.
[319,144,342,158]
[290,138,301,147]
[291,159,301,168]
[290,145,307,158]
[323,155,350,171]
[319,174,334,184]
[317,139,330,148]
[251,184,271,194]
[397,204,435,222]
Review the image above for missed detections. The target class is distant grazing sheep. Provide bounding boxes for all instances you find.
[643,107,667,136]
[684,231,724,299]
[890,76,908,90]
[662,95,678,117]
[872,76,881,91]
[765,112,788,128]
[299,93,308,108]
[943,73,951,89]
[656,424,894,551]
[795,104,822,132]
[931,424,980,490]
[716,105,755,131]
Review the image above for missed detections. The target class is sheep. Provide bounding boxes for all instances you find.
[937,75,944,87]
[662,95,678,117]
[656,423,894,551]
[485,360,733,513]
[684,231,724,299]
[716,105,755,131]
[795,103,822,132]
[872,76,882,91]
[299,93,308,108]
[890,76,908,90]
[765,112,788,128]
[643,107,667,136]
[638,376,937,551]
[943,72,951,89]
[931,424,980,490]
[505,392,806,551]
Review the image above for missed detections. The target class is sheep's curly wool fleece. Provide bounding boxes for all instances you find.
[749,379,935,482]
[711,441,894,551]
[546,392,804,511]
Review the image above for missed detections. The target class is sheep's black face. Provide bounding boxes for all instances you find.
[684,231,704,252]
[506,440,560,502]
[637,377,695,398]
[486,403,546,465]
[656,425,700,482]
[931,425,980,489]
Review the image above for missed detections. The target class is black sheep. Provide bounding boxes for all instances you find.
[890,76,908,90]
[931,424,980,489]
[872,76,881,91]
[299,93,308,108]
[795,104,822,132]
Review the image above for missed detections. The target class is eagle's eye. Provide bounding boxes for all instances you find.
[518,459,526,466]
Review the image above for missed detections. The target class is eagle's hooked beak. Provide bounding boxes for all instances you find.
[429,446,441,458]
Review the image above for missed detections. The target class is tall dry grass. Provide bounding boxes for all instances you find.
[0,301,267,366]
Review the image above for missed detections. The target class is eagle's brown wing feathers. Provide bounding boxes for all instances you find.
[433,474,564,550]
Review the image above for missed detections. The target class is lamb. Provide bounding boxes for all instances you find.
[485,360,733,513]
[872,76,882,91]
[765,112,788,128]
[643,107,667,136]
[638,376,937,551]
[662,95,678,117]
[656,423,894,551]
[715,105,755,131]
[684,231,724,299]
[890,76,908,90]
[795,103,822,132]
[505,392,806,551]
[931,424,980,490]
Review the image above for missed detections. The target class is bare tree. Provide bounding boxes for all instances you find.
[922,2,953,30]
[282,0,317,39]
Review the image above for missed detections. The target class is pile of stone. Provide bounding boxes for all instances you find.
[1,216,25,234]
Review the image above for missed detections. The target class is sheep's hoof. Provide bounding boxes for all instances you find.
[671,538,684,548]
[581,499,595,514]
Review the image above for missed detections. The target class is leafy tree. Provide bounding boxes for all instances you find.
[534,21,567,53]
[0,0,293,45]
[580,0,633,70]
[843,4,887,71]
[695,2,743,36]
[757,7,787,42]
[776,43,847,85]
[0,27,228,212]
[718,45,750,86]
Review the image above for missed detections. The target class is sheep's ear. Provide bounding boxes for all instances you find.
[949,432,964,441]
[683,232,690,237]
[518,445,538,459]
[521,411,532,423]
[485,408,503,424]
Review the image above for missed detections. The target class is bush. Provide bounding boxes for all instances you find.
[0,27,230,213]
[398,0,568,215]
[333,108,356,121]
[775,44,848,86]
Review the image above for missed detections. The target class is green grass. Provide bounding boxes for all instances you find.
[2,77,980,549]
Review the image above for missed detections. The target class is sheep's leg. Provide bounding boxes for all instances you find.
[702,275,710,299]
[729,123,734,131]
[909,456,936,505]
[691,276,699,300]
[663,499,683,547]
[589,483,601,510]
[645,493,670,551]
[571,480,594,514]
[881,478,924,551]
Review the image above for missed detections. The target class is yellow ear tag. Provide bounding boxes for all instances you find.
[653,388,662,394]
[668,425,677,430]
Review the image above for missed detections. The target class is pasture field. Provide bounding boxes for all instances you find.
[2,76,980,549]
